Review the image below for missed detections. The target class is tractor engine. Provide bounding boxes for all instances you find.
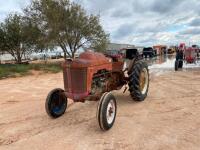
[62,50,127,101]
[91,71,124,96]
[91,70,108,95]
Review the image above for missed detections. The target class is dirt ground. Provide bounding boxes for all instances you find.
[0,69,200,150]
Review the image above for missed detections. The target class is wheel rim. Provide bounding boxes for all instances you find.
[106,99,116,124]
[139,68,149,95]
[51,91,66,114]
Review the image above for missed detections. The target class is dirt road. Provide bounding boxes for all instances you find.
[0,69,200,150]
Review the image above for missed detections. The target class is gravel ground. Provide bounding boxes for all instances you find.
[0,69,200,150]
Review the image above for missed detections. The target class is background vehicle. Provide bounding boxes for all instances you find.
[143,47,156,58]
[167,46,176,54]
[175,43,185,71]
[175,44,198,71]
[45,49,150,131]
[184,47,197,64]
[192,45,200,59]
[175,50,184,71]
[105,50,123,61]
[153,45,167,56]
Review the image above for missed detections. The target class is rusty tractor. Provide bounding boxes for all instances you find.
[45,49,149,131]
[175,43,198,71]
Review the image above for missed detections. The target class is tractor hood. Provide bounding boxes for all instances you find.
[63,51,112,68]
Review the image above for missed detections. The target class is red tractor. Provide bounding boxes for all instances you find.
[184,47,197,64]
[45,49,149,131]
[175,43,198,71]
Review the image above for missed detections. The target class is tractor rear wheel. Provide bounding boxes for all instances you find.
[175,60,179,71]
[45,88,67,118]
[128,60,149,101]
[178,60,183,68]
[97,92,117,131]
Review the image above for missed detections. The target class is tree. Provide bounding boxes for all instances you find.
[90,37,110,53]
[25,0,109,59]
[0,28,5,64]
[0,14,43,64]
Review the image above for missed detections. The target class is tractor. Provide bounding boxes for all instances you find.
[175,43,198,71]
[143,47,156,58]
[45,48,149,131]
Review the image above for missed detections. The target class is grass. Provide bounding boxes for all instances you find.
[0,63,62,79]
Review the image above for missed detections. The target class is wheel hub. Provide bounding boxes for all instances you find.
[106,99,116,124]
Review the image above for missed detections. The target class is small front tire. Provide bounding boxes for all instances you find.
[97,92,117,131]
[45,88,67,118]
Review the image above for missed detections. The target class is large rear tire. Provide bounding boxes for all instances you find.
[128,60,149,101]
[45,88,67,118]
[175,60,179,71]
[97,92,117,131]
[178,60,183,68]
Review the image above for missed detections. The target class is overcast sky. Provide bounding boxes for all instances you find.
[1,0,200,46]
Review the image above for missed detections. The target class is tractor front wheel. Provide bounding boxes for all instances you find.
[128,60,149,101]
[45,88,68,118]
[97,92,117,131]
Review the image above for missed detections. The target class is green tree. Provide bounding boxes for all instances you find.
[25,0,109,59]
[0,28,5,64]
[90,37,110,53]
[0,14,43,64]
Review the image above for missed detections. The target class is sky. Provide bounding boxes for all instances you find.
[0,0,200,46]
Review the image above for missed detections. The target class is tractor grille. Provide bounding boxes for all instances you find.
[63,67,87,93]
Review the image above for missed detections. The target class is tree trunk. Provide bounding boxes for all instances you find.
[71,48,77,59]
[72,52,75,59]
[17,57,22,64]
[16,52,22,64]
[64,51,67,60]
[59,43,71,60]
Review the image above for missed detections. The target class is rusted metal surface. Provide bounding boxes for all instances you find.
[184,47,197,63]
[62,51,113,102]
[62,51,112,68]
[112,61,124,72]
[61,50,140,102]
